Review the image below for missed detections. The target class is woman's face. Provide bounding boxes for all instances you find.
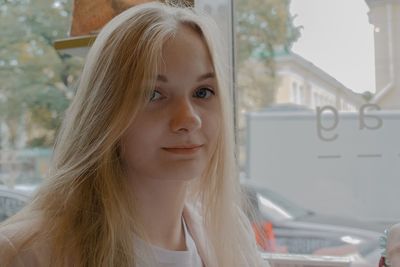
[120,25,221,183]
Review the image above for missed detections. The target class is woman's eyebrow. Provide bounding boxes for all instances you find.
[196,72,215,82]
[156,72,215,83]
[156,75,168,82]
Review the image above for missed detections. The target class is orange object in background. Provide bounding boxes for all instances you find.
[252,221,276,252]
[70,0,155,36]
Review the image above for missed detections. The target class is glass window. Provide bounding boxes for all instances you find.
[235,0,399,265]
[291,82,298,104]
[0,0,83,191]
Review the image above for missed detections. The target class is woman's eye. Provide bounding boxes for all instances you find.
[194,87,215,99]
[149,90,162,102]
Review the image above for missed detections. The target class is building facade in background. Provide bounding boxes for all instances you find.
[366,0,400,109]
[274,52,366,111]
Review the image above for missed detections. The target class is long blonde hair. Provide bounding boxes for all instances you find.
[0,2,265,266]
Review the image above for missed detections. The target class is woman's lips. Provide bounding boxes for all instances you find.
[162,145,203,154]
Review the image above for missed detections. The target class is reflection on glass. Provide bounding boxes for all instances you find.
[236,0,399,266]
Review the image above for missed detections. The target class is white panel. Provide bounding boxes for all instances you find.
[246,109,400,223]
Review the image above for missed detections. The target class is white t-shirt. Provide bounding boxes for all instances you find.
[133,216,204,267]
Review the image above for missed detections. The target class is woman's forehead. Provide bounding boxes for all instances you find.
[158,40,213,78]
[161,25,210,57]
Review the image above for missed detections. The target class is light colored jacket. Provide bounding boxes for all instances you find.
[387,223,400,267]
[0,202,268,267]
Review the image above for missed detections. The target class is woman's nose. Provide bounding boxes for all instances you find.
[169,98,201,133]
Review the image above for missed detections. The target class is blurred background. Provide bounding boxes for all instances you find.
[1,0,399,266]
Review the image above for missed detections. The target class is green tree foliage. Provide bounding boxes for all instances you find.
[234,0,302,171]
[235,0,301,109]
[0,0,83,148]
[236,0,301,66]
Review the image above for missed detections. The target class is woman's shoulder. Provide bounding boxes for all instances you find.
[182,200,269,266]
[0,214,43,242]
[387,223,400,265]
[182,199,256,241]
[0,215,47,267]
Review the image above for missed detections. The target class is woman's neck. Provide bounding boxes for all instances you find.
[131,177,188,251]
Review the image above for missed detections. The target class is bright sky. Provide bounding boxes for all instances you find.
[289,0,376,93]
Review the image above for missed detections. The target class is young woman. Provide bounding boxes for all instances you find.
[0,2,268,266]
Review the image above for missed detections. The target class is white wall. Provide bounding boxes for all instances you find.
[246,108,400,224]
